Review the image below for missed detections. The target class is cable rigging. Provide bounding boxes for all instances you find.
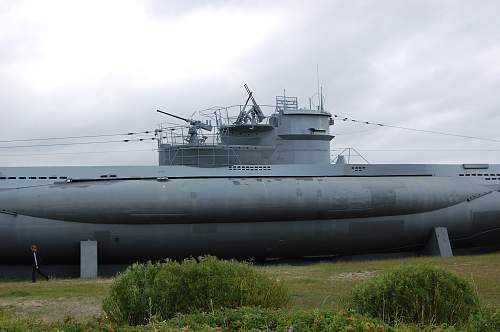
[0,137,157,149]
[0,130,161,143]
[332,114,500,143]
[1,111,499,149]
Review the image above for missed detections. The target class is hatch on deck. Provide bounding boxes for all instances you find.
[463,164,489,169]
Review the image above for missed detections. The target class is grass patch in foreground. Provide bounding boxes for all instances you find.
[261,251,500,310]
[0,306,499,331]
[0,278,111,299]
[0,252,499,322]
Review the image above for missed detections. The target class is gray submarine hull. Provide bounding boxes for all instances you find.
[1,166,499,264]
[1,91,500,264]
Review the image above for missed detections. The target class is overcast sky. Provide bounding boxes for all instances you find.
[1,0,500,166]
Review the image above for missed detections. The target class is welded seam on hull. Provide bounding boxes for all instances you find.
[60,174,434,183]
[353,227,500,253]
[0,183,56,190]
[450,227,500,243]
[466,190,495,202]
[0,209,17,216]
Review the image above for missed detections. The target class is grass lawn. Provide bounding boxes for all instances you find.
[0,251,499,322]
[263,252,500,311]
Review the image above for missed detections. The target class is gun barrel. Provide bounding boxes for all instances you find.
[156,110,190,123]
[244,83,251,95]
[244,85,259,108]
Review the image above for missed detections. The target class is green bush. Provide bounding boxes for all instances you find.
[166,307,390,332]
[0,308,397,331]
[102,256,290,325]
[351,265,480,326]
[102,261,162,326]
[465,306,500,332]
[3,306,499,331]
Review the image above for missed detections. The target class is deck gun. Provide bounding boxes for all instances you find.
[157,109,213,145]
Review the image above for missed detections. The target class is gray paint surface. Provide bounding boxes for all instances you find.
[424,227,453,257]
[80,240,97,278]
[1,163,499,263]
[1,95,500,263]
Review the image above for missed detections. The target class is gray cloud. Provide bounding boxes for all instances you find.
[1,0,500,166]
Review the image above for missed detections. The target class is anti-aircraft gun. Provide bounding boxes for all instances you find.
[156,109,213,145]
[235,84,265,125]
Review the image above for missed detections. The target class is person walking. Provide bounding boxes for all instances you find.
[31,244,49,282]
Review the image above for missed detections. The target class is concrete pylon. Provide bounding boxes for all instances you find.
[423,227,453,257]
[80,240,98,278]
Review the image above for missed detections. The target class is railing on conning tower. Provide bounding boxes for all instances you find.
[156,124,243,166]
[275,95,298,112]
[157,104,279,147]
[199,104,277,128]
[156,104,277,167]
[156,124,220,146]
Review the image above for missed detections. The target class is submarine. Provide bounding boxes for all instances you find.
[0,85,499,264]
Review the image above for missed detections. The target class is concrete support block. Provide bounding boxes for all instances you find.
[80,240,98,278]
[423,227,453,257]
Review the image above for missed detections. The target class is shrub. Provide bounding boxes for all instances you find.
[102,261,162,326]
[3,307,499,331]
[351,265,480,326]
[166,307,391,332]
[465,306,500,332]
[102,256,290,325]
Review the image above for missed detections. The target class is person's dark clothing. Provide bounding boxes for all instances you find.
[32,265,49,282]
[32,251,49,282]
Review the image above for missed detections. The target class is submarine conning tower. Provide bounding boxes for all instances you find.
[157,90,334,167]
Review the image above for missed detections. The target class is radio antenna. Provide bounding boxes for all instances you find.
[316,64,320,110]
